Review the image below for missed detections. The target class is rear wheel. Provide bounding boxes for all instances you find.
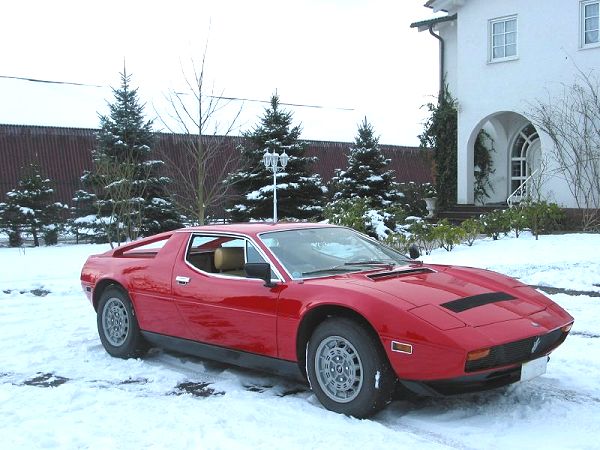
[97,286,148,358]
[306,317,395,418]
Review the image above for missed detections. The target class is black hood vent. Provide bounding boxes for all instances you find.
[367,267,434,280]
[441,291,516,313]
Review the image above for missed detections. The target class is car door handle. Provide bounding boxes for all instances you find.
[175,276,190,285]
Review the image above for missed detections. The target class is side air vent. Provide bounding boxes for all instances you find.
[441,292,516,313]
[367,267,434,280]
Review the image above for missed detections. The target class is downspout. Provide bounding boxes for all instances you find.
[428,24,445,100]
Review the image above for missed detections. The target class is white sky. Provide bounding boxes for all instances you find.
[0,0,441,145]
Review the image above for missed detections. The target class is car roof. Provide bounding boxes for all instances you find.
[179,221,340,236]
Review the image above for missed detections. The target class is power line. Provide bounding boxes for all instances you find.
[0,74,103,88]
[1,74,355,111]
[207,95,355,111]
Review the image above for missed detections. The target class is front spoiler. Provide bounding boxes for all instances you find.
[397,359,547,396]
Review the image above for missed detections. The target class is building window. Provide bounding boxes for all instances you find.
[489,16,517,62]
[582,1,600,47]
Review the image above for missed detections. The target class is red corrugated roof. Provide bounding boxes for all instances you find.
[0,124,432,216]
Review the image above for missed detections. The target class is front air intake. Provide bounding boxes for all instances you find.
[367,267,434,280]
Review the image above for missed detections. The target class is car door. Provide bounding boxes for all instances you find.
[171,233,284,358]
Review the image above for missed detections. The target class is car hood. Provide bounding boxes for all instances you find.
[344,264,552,327]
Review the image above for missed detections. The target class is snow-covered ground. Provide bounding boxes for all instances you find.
[1,232,599,450]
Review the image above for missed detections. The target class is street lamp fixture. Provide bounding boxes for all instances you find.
[263,149,289,222]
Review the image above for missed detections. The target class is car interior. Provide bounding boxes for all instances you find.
[186,235,261,278]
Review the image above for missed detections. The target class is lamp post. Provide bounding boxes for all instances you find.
[263,149,289,222]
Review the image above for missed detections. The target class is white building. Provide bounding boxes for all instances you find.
[412,0,600,208]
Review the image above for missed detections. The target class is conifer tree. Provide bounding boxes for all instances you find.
[419,86,458,209]
[330,118,399,208]
[77,70,182,243]
[226,94,325,221]
[0,163,66,246]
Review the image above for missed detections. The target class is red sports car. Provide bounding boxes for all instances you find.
[80,223,573,417]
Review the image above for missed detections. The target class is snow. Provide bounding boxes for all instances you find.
[1,232,600,449]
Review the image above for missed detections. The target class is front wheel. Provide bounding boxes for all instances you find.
[306,318,395,418]
[97,286,148,358]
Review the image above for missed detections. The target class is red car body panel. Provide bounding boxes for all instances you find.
[81,223,574,386]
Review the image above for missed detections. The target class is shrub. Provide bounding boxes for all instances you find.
[384,233,414,255]
[460,218,482,246]
[8,230,22,247]
[504,206,528,238]
[480,209,510,240]
[43,227,58,246]
[324,197,408,239]
[396,182,430,217]
[408,220,438,255]
[323,198,370,234]
[434,219,466,252]
[522,201,565,239]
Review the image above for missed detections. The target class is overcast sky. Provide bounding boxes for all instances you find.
[0,0,441,146]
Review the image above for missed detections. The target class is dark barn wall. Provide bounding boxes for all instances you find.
[0,124,432,217]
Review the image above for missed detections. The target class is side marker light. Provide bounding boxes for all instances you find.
[391,341,413,354]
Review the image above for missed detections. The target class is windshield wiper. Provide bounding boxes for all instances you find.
[301,261,397,276]
[343,260,396,268]
[301,267,356,276]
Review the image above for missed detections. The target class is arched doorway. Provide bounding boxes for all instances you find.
[510,123,540,198]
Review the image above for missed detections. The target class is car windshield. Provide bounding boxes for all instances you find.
[260,227,410,279]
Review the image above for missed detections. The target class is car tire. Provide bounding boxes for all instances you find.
[97,285,149,359]
[306,317,395,418]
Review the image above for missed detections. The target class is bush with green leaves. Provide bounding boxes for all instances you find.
[522,201,565,239]
[408,220,438,255]
[323,198,370,234]
[504,206,528,238]
[396,182,433,217]
[480,209,511,240]
[384,232,415,255]
[433,219,466,252]
[324,197,407,239]
[460,218,483,246]
[8,230,22,247]
[43,226,59,246]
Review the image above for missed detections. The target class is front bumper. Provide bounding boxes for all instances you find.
[398,361,536,396]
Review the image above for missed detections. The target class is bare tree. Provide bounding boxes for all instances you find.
[156,42,243,225]
[530,71,600,230]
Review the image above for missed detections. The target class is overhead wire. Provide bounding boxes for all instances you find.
[0,74,355,111]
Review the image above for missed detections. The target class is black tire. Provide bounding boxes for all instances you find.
[97,285,149,359]
[306,317,396,418]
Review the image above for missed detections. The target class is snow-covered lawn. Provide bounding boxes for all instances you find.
[1,232,599,450]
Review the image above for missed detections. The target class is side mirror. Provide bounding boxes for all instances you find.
[245,262,276,288]
[408,244,421,260]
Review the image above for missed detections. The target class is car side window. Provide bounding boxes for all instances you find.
[185,234,272,279]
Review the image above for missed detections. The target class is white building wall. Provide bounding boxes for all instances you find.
[432,0,600,207]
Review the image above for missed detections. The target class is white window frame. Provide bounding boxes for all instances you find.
[581,0,600,49]
[488,15,518,63]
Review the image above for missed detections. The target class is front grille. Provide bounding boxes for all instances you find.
[465,329,568,372]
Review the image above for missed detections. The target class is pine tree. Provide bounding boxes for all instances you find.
[418,86,458,209]
[77,70,182,243]
[0,163,66,246]
[329,118,399,208]
[226,94,325,221]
